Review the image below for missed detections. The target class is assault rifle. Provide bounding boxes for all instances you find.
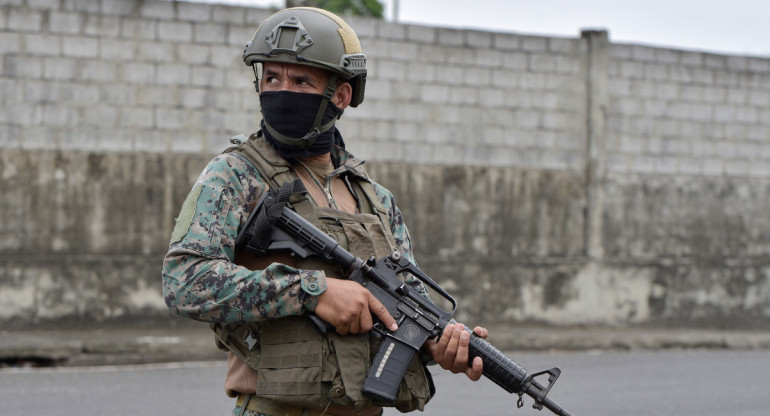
[236,181,573,416]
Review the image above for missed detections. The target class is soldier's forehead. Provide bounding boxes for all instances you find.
[262,62,331,79]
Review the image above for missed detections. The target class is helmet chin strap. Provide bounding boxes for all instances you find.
[259,73,340,150]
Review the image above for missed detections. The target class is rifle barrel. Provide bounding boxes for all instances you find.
[468,330,572,415]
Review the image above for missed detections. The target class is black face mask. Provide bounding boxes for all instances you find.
[259,90,342,159]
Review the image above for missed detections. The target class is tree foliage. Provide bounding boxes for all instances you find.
[285,0,384,18]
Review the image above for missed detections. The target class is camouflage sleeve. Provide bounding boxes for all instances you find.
[370,180,429,297]
[161,153,326,323]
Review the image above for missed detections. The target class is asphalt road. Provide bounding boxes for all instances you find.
[2,350,769,416]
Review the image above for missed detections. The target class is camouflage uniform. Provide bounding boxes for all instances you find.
[162,140,425,331]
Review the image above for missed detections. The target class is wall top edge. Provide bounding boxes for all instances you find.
[10,0,767,60]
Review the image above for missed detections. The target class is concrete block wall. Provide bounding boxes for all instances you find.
[0,0,266,153]
[1,0,769,328]
[606,44,770,177]
[339,19,586,171]
[597,43,770,325]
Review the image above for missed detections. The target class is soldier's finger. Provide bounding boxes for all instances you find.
[465,356,483,381]
[349,313,362,334]
[436,324,454,355]
[336,322,350,336]
[359,309,374,333]
[368,295,398,332]
[473,326,488,339]
[442,324,463,368]
[451,327,471,373]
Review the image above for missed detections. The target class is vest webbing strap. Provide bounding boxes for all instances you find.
[355,175,397,250]
[259,353,321,368]
[234,135,395,249]
[258,381,326,396]
[238,134,294,188]
[237,135,321,229]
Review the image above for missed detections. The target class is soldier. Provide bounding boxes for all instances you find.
[162,7,487,416]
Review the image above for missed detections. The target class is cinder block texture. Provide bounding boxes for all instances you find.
[1,0,769,328]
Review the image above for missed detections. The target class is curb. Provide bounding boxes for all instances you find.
[3,325,770,368]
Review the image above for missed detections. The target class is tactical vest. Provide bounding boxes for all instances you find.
[211,134,434,412]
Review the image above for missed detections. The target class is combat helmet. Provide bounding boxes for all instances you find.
[243,7,367,107]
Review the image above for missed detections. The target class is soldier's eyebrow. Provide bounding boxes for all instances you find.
[263,67,280,78]
[292,74,313,84]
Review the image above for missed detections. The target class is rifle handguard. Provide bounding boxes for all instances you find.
[235,188,574,416]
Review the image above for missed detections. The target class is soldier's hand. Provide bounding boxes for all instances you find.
[425,323,487,381]
[314,278,398,335]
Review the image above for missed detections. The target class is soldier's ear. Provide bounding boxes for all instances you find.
[333,82,352,110]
